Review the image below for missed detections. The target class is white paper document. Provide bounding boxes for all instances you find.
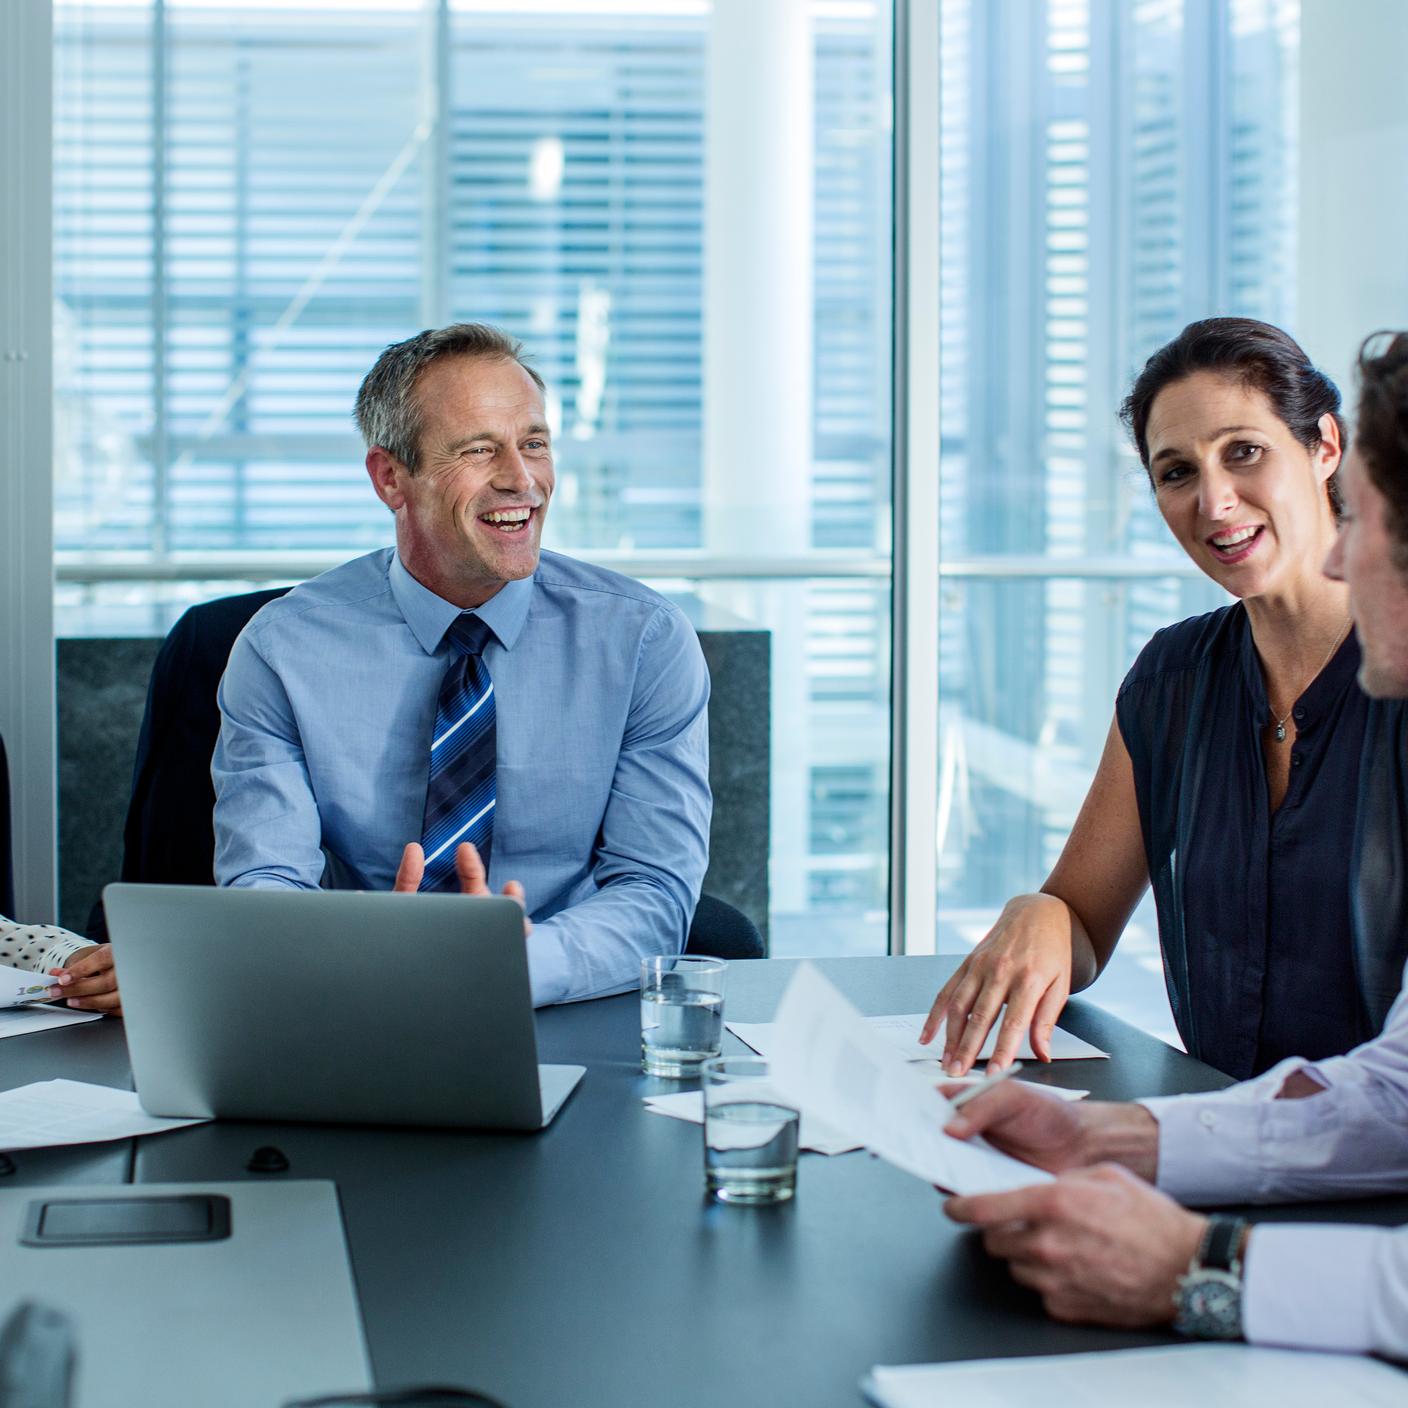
[0,1079,209,1152]
[0,1005,103,1040]
[728,1011,1108,1065]
[643,1089,863,1156]
[1,961,62,1008]
[864,1344,1408,1408]
[763,963,1053,1195]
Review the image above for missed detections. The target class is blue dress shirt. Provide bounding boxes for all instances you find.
[212,547,712,1006]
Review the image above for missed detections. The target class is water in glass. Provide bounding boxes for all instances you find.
[639,982,724,1077]
[704,1100,800,1203]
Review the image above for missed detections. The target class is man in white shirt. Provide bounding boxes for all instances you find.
[945,331,1408,1360]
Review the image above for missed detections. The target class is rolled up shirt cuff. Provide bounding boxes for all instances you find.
[1243,1224,1380,1355]
[1141,1094,1273,1205]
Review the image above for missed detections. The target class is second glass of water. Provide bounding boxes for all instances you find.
[702,1056,800,1204]
[639,955,727,1077]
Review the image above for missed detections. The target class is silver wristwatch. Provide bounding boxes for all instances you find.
[1173,1216,1248,1340]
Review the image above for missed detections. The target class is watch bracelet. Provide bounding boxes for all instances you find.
[1200,1214,1246,1273]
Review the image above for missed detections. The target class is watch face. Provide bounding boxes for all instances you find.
[1175,1269,1242,1340]
[1189,1279,1238,1317]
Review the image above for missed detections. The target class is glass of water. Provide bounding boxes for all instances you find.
[701,1056,800,1204]
[639,955,727,1077]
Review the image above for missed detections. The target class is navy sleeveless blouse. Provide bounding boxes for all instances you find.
[1116,604,1407,1079]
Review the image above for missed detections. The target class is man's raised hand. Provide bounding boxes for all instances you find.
[393,841,530,933]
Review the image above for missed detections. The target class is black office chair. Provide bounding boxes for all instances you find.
[85,587,291,940]
[684,892,765,960]
[120,587,293,891]
[96,587,761,959]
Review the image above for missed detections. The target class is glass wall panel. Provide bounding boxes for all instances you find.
[53,0,893,955]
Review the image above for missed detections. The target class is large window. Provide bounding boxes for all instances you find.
[53,0,894,956]
[54,0,1315,1008]
[934,0,1299,1035]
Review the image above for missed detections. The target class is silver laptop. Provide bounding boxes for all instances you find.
[103,884,584,1131]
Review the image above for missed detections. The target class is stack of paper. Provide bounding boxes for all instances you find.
[0,962,104,1039]
[0,1079,208,1152]
[727,1011,1108,1065]
[0,1006,103,1039]
[864,1344,1408,1408]
[642,1089,862,1156]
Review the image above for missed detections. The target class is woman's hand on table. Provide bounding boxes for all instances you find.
[919,893,1076,1076]
[48,944,121,1016]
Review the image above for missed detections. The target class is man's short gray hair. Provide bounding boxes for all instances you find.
[353,323,547,472]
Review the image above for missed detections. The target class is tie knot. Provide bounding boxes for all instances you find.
[444,612,493,658]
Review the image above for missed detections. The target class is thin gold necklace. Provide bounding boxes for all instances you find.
[1267,618,1352,742]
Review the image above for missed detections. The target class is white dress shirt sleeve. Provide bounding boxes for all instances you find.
[1242,1223,1408,1361]
[1138,970,1408,1361]
[1141,978,1408,1207]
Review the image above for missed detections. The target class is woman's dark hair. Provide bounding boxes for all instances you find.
[1119,317,1345,517]
[1355,331,1408,575]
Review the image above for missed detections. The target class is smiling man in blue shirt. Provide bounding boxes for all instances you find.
[211,323,712,1006]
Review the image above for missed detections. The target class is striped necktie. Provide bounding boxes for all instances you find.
[418,612,496,891]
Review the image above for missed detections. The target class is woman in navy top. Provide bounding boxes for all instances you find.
[921,318,1406,1080]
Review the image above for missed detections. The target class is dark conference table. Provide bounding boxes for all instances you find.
[8,955,1408,1407]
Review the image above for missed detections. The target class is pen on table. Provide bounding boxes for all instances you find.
[948,1061,1024,1110]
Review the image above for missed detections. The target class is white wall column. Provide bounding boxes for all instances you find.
[702,0,813,914]
[1298,0,1408,403]
[0,0,57,921]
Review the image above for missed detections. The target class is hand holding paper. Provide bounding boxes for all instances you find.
[763,963,1053,1194]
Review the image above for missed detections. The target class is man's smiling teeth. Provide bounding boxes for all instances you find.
[1210,526,1260,548]
[481,508,531,526]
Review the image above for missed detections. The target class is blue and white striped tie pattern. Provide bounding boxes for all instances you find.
[418,612,496,891]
